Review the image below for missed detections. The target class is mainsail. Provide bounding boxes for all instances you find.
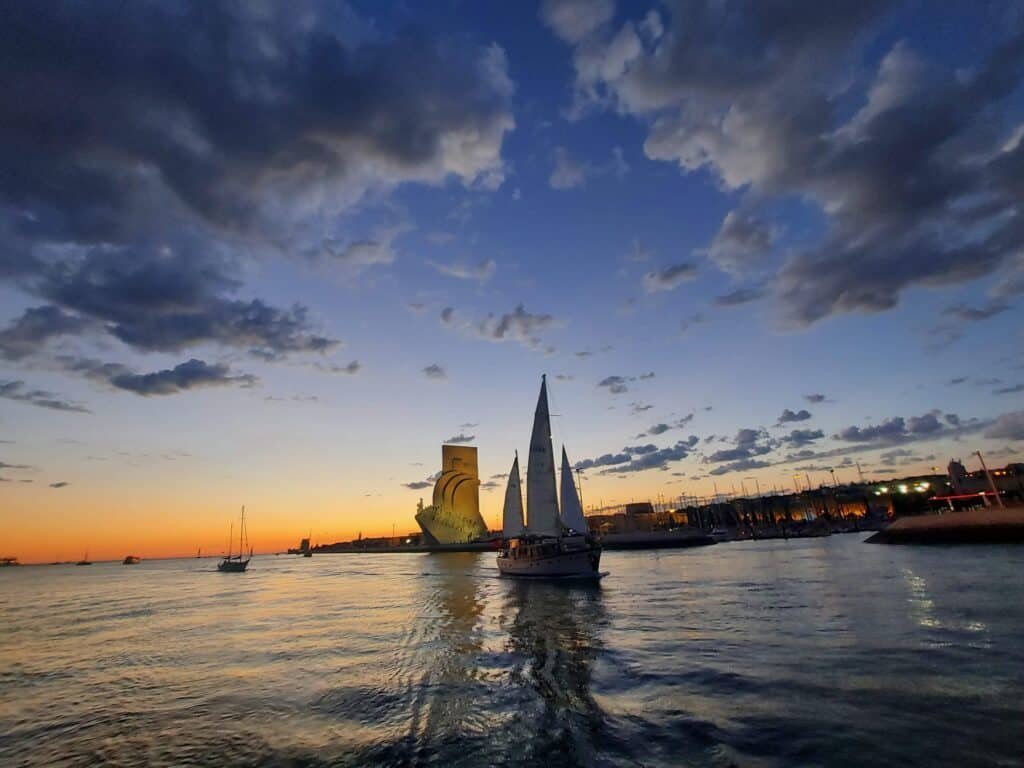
[526,375,562,537]
[502,454,526,539]
[559,447,588,533]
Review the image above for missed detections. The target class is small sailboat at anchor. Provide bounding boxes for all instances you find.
[497,375,604,579]
[218,506,252,573]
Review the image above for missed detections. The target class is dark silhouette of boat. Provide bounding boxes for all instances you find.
[218,507,252,572]
[122,555,141,565]
[76,550,92,566]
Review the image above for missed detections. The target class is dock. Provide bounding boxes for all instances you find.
[865,507,1024,544]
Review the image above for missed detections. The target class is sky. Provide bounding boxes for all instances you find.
[2,0,1024,562]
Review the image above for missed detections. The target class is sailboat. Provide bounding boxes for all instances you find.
[496,375,603,579]
[76,550,92,566]
[217,506,252,572]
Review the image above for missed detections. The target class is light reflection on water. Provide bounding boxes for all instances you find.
[1,536,1023,766]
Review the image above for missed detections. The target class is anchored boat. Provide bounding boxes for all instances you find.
[218,507,252,573]
[497,375,603,579]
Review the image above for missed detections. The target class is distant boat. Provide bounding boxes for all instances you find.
[76,550,92,566]
[122,555,141,565]
[304,532,313,557]
[0,556,20,567]
[196,548,201,559]
[218,506,252,573]
[496,375,603,579]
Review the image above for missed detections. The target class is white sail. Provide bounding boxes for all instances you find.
[559,447,588,533]
[502,454,526,539]
[526,375,562,537]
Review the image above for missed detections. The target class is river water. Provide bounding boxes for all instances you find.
[1,534,1023,767]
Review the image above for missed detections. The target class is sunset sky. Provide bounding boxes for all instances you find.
[2,0,1024,562]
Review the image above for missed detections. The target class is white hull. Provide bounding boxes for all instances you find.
[497,537,602,578]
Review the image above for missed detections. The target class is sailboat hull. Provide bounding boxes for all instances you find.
[217,558,250,572]
[497,537,602,579]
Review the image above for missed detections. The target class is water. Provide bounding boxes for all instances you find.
[2,535,1023,767]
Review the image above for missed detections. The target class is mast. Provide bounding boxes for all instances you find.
[227,522,233,559]
[526,375,561,537]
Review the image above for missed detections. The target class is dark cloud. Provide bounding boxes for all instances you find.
[49,481,69,488]
[0,2,512,242]
[630,402,654,414]
[0,306,91,360]
[705,428,774,463]
[62,357,256,396]
[834,418,910,443]
[621,443,658,455]
[460,422,479,428]
[985,411,1024,441]
[598,372,656,396]
[994,383,1024,395]
[776,408,812,425]
[575,451,632,471]
[35,247,338,359]
[549,1,1024,326]
[316,360,361,375]
[705,210,774,274]
[0,461,31,470]
[423,364,447,380]
[942,301,1012,322]
[470,304,558,349]
[444,433,475,444]
[403,470,442,491]
[779,429,824,448]
[834,410,959,444]
[714,284,767,307]
[602,438,698,474]
[0,0,513,369]
[708,458,772,476]
[643,263,698,293]
[597,375,629,394]
[635,413,693,438]
[804,393,828,403]
[0,380,90,413]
